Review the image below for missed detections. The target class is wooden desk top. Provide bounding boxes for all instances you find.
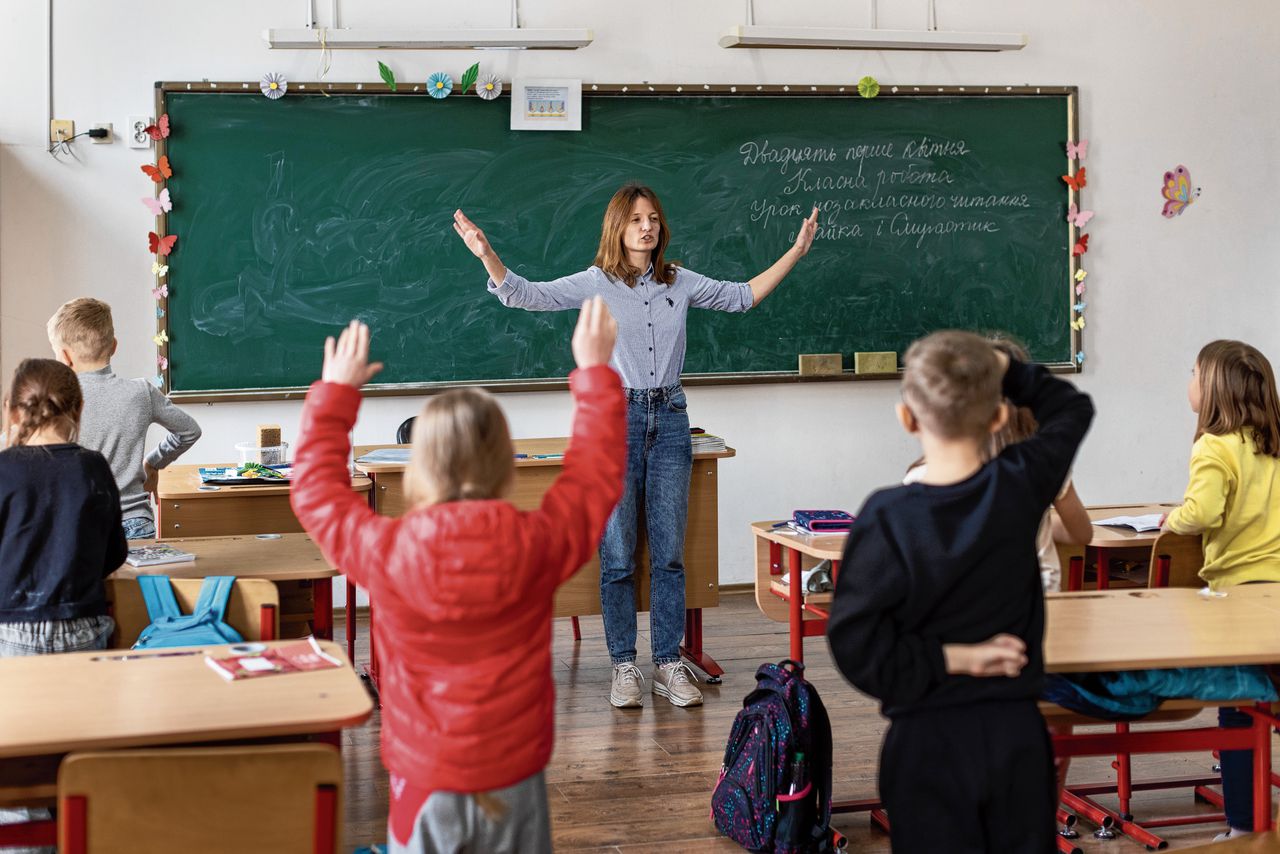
[157,464,372,500]
[356,437,736,473]
[110,534,337,582]
[1045,585,1280,672]
[0,641,371,758]
[751,521,847,561]
[1084,503,1178,549]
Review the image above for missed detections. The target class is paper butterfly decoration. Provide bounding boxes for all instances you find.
[1161,165,1201,218]
[158,355,169,370]
[1066,203,1094,228]
[1075,279,1087,296]
[1074,301,1087,312]
[140,156,172,183]
[153,331,169,346]
[141,188,172,216]
[1061,167,1087,192]
[150,376,164,388]
[157,307,165,318]
[1071,316,1086,331]
[1075,351,1085,365]
[1074,268,1088,282]
[151,260,169,277]
[152,284,168,299]
[148,232,178,256]
[144,114,170,141]
[1071,234,1090,256]
[1065,139,1088,161]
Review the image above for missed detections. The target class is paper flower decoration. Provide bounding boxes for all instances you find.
[153,331,169,346]
[261,73,287,100]
[858,76,880,99]
[151,260,169,278]
[427,72,453,99]
[152,284,169,299]
[476,74,502,101]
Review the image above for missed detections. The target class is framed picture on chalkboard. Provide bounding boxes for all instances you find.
[510,78,582,131]
[148,81,1081,401]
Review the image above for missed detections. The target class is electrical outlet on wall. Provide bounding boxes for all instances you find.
[49,119,74,144]
[128,115,152,149]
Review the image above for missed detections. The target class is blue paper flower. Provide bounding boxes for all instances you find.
[427,72,453,99]
[260,73,287,100]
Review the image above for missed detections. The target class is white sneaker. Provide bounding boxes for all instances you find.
[1214,827,1253,842]
[653,661,703,707]
[610,662,645,708]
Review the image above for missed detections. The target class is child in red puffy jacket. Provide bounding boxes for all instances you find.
[291,298,625,854]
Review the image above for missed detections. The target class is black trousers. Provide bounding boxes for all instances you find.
[880,699,1057,854]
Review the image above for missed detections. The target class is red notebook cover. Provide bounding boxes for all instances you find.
[205,637,342,681]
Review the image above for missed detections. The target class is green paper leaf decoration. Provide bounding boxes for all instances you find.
[857,76,880,99]
[378,61,397,92]
[460,62,480,94]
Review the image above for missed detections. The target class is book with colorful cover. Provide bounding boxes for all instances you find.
[204,637,342,681]
[125,543,196,567]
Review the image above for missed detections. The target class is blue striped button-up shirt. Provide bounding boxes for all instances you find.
[487,265,754,389]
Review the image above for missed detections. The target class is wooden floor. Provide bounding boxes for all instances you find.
[336,592,1277,852]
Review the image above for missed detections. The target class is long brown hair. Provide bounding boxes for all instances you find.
[593,183,677,287]
[1194,339,1280,458]
[404,388,514,507]
[6,358,82,446]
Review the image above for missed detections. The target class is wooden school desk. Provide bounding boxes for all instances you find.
[155,464,372,648]
[750,521,844,663]
[111,534,340,641]
[0,640,371,848]
[1059,503,1177,590]
[356,437,736,679]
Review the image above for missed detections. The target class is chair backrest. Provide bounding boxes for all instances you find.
[106,577,279,648]
[1147,531,1206,588]
[58,744,341,854]
[395,416,416,444]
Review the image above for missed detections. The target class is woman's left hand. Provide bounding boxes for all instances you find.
[792,207,819,258]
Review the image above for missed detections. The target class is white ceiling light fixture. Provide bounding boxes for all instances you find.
[719,0,1026,52]
[265,0,593,51]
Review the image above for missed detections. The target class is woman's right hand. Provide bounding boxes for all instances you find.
[453,210,493,259]
[571,296,618,369]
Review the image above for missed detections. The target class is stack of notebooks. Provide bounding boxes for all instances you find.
[690,429,727,454]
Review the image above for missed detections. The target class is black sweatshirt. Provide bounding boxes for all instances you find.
[0,444,127,622]
[827,360,1095,717]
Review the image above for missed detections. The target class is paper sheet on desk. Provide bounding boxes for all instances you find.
[1093,514,1163,532]
[356,448,412,464]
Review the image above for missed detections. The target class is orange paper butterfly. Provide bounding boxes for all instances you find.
[1071,234,1090,256]
[144,114,170,141]
[140,156,173,184]
[149,232,178,256]
[1061,167,1087,192]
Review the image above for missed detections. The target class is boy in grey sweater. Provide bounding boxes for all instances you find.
[48,298,201,539]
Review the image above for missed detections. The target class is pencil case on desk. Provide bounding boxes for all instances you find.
[792,510,855,532]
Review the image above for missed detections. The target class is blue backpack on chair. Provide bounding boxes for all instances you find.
[133,576,243,649]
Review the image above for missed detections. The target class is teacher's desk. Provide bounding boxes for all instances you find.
[356,436,735,679]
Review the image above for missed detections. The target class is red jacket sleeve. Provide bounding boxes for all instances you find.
[534,365,627,588]
[290,381,396,591]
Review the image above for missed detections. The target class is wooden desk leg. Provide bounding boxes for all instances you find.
[1095,547,1111,590]
[313,578,333,641]
[679,608,723,683]
[345,580,357,663]
[788,547,804,664]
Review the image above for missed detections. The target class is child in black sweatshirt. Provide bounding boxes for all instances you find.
[827,331,1094,854]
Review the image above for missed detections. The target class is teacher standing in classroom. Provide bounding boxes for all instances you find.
[454,184,818,709]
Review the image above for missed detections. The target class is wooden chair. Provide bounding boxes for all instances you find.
[105,577,279,648]
[1148,530,1206,588]
[58,744,341,854]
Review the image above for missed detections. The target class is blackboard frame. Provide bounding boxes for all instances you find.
[152,81,1082,403]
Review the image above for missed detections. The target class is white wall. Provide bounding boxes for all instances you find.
[2,1,1278,601]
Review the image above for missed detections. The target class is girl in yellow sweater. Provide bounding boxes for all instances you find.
[1163,338,1280,839]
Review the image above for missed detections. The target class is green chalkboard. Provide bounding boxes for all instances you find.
[157,84,1080,399]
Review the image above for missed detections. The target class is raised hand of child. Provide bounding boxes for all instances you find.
[453,210,494,259]
[943,633,1027,678]
[322,320,384,389]
[571,296,618,369]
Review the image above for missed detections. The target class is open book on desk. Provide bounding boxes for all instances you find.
[1093,514,1164,533]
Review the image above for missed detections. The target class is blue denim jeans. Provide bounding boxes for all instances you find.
[123,516,157,540]
[599,384,692,666]
[1218,705,1254,830]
